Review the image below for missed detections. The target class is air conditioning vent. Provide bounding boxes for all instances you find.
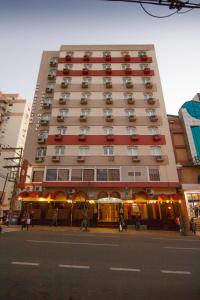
[52,156,60,162]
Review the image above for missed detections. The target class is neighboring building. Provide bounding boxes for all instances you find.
[0,92,30,210]
[19,45,180,229]
[169,94,200,222]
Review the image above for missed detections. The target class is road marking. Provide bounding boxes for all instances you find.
[59,264,90,269]
[110,267,141,272]
[163,246,200,251]
[27,240,119,247]
[62,233,119,238]
[161,270,191,275]
[153,238,200,242]
[11,261,40,266]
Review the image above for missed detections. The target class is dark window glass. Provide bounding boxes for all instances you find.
[83,169,94,181]
[46,169,57,181]
[97,169,107,181]
[108,169,120,181]
[149,168,160,181]
[71,169,82,181]
[32,170,44,182]
[58,169,69,181]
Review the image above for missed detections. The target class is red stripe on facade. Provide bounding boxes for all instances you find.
[56,70,154,77]
[58,57,153,64]
[47,135,166,145]
[41,182,179,188]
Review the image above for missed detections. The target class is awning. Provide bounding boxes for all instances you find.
[97,197,122,204]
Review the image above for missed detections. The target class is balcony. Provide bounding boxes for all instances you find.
[52,156,60,162]
[57,115,65,122]
[37,137,46,144]
[155,155,164,162]
[83,54,90,61]
[61,82,69,89]
[77,156,85,162]
[82,68,89,75]
[143,68,151,75]
[78,134,86,141]
[63,68,70,75]
[126,82,133,89]
[54,134,63,141]
[106,115,113,122]
[40,119,49,126]
[106,134,114,141]
[145,82,153,89]
[65,55,72,62]
[45,88,53,94]
[35,156,44,163]
[106,98,113,105]
[149,115,158,122]
[82,82,89,89]
[104,55,111,62]
[105,68,112,75]
[129,115,136,122]
[80,115,87,122]
[49,60,57,67]
[59,98,67,105]
[48,74,55,80]
[80,98,88,105]
[139,54,147,61]
[124,68,132,75]
[124,54,131,61]
[131,134,139,141]
[127,98,135,105]
[153,134,161,141]
[132,156,140,162]
[147,97,155,105]
[43,103,51,109]
[105,82,112,89]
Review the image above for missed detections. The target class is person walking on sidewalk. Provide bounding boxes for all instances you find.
[190,217,196,235]
[26,214,31,231]
[81,209,88,232]
[51,209,58,226]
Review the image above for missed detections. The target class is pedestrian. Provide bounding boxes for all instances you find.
[21,213,26,230]
[135,213,141,230]
[51,209,58,226]
[26,214,31,231]
[190,218,196,235]
[81,209,88,231]
[119,215,126,232]
[178,214,186,236]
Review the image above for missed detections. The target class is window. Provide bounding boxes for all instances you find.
[46,169,57,181]
[146,109,156,116]
[58,169,69,181]
[57,126,67,135]
[59,109,68,117]
[81,109,90,116]
[32,170,44,182]
[148,127,159,135]
[71,169,82,181]
[64,63,72,70]
[44,98,52,104]
[122,64,130,70]
[36,147,46,157]
[47,83,54,89]
[63,77,72,83]
[61,92,70,99]
[140,64,148,70]
[81,92,91,99]
[149,168,160,181]
[138,51,147,57]
[97,169,107,181]
[103,51,111,57]
[127,127,136,135]
[125,109,134,117]
[80,127,90,134]
[103,64,111,70]
[104,146,113,156]
[38,130,48,139]
[144,93,153,100]
[104,109,112,116]
[108,169,120,181]
[41,113,50,120]
[104,127,113,135]
[55,146,65,156]
[124,92,133,100]
[83,169,94,181]
[82,77,91,83]
[103,77,112,84]
[150,146,161,156]
[79,146,89,156]
[103,92,112,99]
[123,77,132,84]
[142,77,150,84]
[128,146,138,156]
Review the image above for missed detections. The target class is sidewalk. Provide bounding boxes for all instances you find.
[1,225,200,237]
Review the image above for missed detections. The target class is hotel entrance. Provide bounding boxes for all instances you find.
[96,197,122,223]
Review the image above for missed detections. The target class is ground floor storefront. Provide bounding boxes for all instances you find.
[18,190,183,230]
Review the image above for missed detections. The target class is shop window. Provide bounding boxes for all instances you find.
[149,168,160,181]
[97,169,107,181]
[83,169,94,181]
[46,169,57,181]
[71,169,82,181]
[57,169,69,181]
[108,169,120,181]
[32,170,44,182]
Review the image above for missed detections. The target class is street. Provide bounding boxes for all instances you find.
[0,229,200,300]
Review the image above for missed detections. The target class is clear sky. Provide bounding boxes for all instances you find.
[0,0,199,114]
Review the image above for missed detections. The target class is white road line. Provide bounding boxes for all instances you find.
[110,267,141,272]
[11,261,40,266]
[163,246,200,251]
[27,240,119,247]
[59,264,90,269]
[161,270,191,275]
[153,238,200,242]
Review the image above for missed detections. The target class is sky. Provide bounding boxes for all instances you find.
[0,0,200,115]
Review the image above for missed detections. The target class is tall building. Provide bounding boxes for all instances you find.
[0,92,30,210]
[168,94,200,223]
[19,45,180,229]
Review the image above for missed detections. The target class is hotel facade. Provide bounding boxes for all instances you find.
[18,45,182,229]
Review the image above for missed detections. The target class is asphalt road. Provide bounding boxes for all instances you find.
[0,230,200,300]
